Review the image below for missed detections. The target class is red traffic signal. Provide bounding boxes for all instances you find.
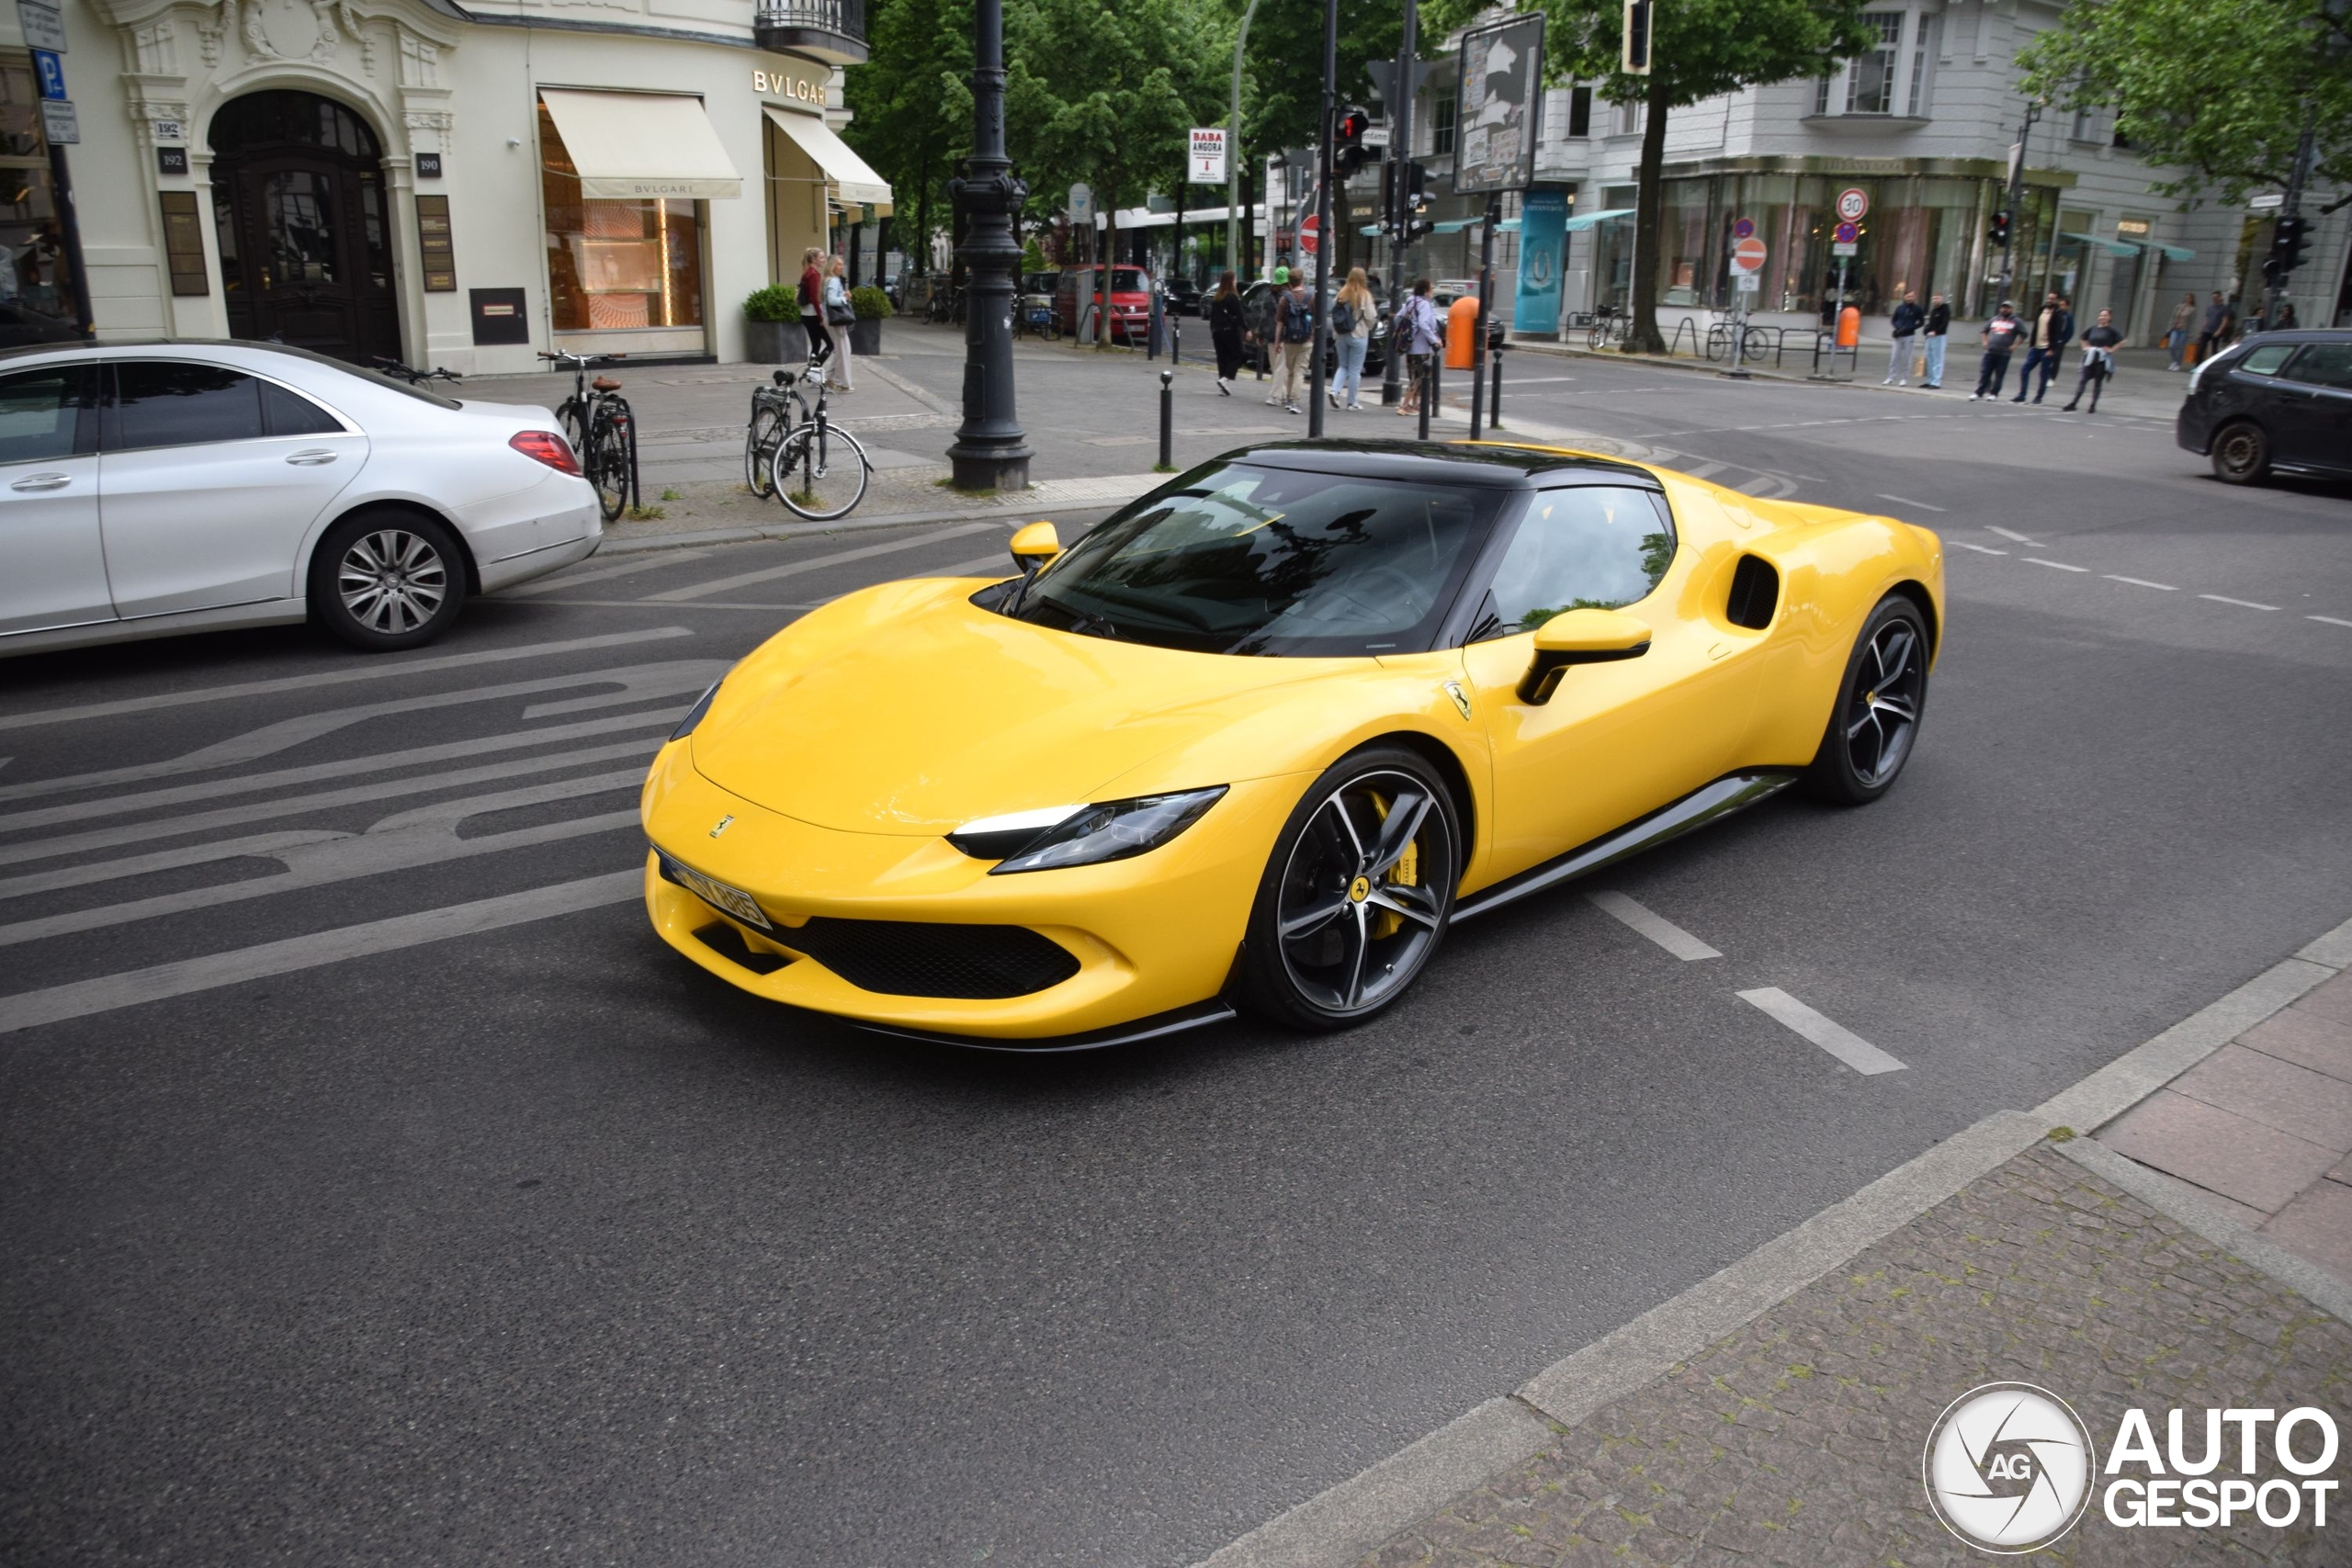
[1334,106,1372,179]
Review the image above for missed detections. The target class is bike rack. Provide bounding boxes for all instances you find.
[1668,318,1704,358]
[1806,330,1860,380]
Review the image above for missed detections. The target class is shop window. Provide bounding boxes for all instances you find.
[539,103,705,333]
[0,55,81,344]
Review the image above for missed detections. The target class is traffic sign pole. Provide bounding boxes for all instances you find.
[20,6,90,338]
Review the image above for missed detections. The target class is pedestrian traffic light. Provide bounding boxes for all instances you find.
[1333,106,1372,180]
[2269,214,2311,278]
[1987,210,2011,247]
[1623,0,1653,74]
[1400,160,1433,240]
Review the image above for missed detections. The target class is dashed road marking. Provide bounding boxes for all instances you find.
[1987,526,2040,545]
[1951,542,2007,556]
[2024,558,2088,572]
[1737,987,1908,1076]
[2104,575,2177,591]
[1588,892,1720,961]
[2312,615,2352,629]
[2199,594,2278,612]
[1876,493,1944,512]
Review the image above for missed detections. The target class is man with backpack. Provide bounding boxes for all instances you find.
[1273,271,1315,415]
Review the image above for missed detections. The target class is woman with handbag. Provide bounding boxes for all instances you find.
[797,248,833,374]
[823,255,857,392]
[1207,272,1246,394]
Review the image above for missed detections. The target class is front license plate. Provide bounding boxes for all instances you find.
[661,853,771,931]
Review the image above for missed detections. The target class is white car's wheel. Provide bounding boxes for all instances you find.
[311,510,468,651]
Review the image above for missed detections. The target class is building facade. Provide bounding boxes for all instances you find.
[8,0,888,370]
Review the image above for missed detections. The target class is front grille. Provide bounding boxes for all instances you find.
[782,918,1080,998]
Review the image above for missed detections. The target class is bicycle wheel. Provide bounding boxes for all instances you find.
[1587,317,1607,351]
[744,404,785,498]
[769,420,869,522]
[556,397,587,455]
[588,415,631,520]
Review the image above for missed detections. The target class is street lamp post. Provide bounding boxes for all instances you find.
[1228,0,1262,283]
[1308,0,1337,437]
[1379,0,1418,408]
[944,0,1032,491]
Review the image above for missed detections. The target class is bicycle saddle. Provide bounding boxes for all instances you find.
[591,376,621,392]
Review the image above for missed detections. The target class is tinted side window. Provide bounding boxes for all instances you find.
[0,365,91,465]
[110,362,266,451]
[259,379,345,436]
[1485,487,1675,635]
[2236,344,2296,377]
[2282,344,2352,390]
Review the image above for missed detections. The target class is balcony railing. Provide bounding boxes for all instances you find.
[755,0,867,65]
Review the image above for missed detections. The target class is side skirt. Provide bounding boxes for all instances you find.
[1451,771,1801,925]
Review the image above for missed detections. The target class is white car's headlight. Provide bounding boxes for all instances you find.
[949,787,1228,874]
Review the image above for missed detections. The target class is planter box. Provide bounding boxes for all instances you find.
[743,318,808,364]
[850,317,883,355]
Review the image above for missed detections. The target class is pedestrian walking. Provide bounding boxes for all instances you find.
[1247,267,1283,390]
[1207,271,1246,395]
[2012,291,2072,403]
[1970,301,2023,400]
[2194,291,2233,364]
[1884,290,1923,385]
[822,254,856,391]
[1922,293,1951,388]
[2061,310,2125,412]
[1396,278,1442,419]
[2165,293,2196,369]
[1329,266,1374,411]
[797,247,834,371]
[1273,272,1314,414]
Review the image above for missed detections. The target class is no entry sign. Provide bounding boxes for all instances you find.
[1731,235,1767,273]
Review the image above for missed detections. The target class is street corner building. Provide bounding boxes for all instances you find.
[21,0,891,368]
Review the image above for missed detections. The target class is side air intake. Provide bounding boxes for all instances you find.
[1725,555,1779,630]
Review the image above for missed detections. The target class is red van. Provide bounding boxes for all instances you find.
[1056,265,1152,342]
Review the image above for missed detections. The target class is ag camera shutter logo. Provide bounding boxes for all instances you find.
[1922,1382,2096,1553]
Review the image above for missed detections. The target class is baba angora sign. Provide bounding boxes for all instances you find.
[1453,15,1544,196]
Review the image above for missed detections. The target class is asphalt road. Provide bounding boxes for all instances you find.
[4,348,2348,1567]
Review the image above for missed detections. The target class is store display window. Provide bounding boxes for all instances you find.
[539,103,705,333]
[0,53,82,344]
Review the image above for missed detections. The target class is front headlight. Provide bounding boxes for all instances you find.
[950,786,1229,874]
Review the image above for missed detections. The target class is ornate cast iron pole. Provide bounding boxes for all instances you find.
[945,0,1032,491]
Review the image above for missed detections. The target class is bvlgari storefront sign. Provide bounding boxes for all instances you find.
[752,62,827,108]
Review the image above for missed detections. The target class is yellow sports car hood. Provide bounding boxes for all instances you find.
[689,578,1345,835]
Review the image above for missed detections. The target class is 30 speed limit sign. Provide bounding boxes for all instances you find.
[1835,186,1870,222]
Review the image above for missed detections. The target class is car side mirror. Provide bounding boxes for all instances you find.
[1009,521,1061,581]
[1518,608,1652,705]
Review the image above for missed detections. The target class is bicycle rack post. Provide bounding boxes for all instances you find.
[1159,370,1173,469]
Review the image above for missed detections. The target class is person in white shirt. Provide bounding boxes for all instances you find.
[823,256,855,392]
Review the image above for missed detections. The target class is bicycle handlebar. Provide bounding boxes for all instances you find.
[373,356,463,384]
[537,351,627,367]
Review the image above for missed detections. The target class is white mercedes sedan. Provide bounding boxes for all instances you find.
[0,340,600,657]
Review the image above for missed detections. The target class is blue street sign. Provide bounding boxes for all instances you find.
[32,48,65,102]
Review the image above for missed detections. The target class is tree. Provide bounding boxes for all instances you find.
[1238,0,1402,157]
[842,0,976,276]
[2018,0,2352,207]
[1429,0,1872,354]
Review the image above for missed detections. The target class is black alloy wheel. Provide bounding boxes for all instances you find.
[2211,421,2270,486]
[1238,747,1460,1030]
[1805,595,1930,806]
[310,509,467,651]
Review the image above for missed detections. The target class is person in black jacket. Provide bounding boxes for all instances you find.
[1207,271,1246,395]
[1884,290,1924,385]
[1921,294,1951,389]
[2060,309,2126,412]
[2012,291,2074,403]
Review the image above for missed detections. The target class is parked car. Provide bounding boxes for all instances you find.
[1057,265,1152,342]
[0,339,600,657]
[2176,329,2352,485]
[1163,276,1204,317]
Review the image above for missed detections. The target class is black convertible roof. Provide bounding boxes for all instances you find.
[1227,439,1658,489]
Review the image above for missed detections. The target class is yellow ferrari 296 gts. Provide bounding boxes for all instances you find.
[641,441,1943,1047]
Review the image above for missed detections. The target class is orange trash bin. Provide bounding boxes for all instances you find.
[1837,304,1861,347]
[1446,296,1480,369]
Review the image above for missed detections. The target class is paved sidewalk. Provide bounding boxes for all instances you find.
[1355,1145,2349,1566]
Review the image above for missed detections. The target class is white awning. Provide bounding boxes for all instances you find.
[540,89,741,200]
[764,106,893,213]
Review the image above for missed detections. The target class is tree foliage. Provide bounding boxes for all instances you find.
[1235,0,1402,156]
[842,0,975,273]
[2018,0,2352,203]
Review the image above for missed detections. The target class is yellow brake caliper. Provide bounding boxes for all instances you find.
[1368,794,1417,940]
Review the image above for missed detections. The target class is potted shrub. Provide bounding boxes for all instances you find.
[850,285,893,355]
[742,284,804,364]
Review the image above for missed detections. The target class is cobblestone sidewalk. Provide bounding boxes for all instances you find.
[1358,1146,2350,1567]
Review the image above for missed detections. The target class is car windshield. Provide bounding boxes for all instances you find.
[1002,461,1508,656]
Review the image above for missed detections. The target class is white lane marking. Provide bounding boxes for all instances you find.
[2023,558,2088,572]
[1588,891,1720,961]
[930,553,1022,579]
[2312,615,2352,629]
[0,630,691,734]
[0,710,675,836]
[0,739,662,869]
[0,661,721,806]
[2104,575,2177,591]
[1875,494,1945,513]
[0,830,348,900]
[644,521,1003,602]
[1679,461,1727,480]
[0,870,644,1036]
[497,549,712,597]
[1737,987,1908,1076]
[1951,542,2007,556]
[2199,593,2279,611]
[1986,526,2039,544]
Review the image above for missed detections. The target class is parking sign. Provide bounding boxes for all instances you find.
[32,48,66,102]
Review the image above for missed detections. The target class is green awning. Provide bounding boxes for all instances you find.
[1563,207,1635,231]
[2133,240,2196,262]
[2061,231,2139,258]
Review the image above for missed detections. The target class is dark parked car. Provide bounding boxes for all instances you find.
[2177,329,2352,485]
[1163,276,1204,317]
[1237,279,1392,379]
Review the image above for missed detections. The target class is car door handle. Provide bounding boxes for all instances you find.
[9,472,71,491]
[285,448,341,466]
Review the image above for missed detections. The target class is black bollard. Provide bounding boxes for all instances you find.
[1171,316,1181,366]
[1489,343,1503,429]
[1419,356,1433,442]
[1159,369,1173,469]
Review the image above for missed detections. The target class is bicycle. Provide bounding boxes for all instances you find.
[539,350,636,521]
[752,349,870,522]
[372,356,463,388]
[1587,307,1629,352]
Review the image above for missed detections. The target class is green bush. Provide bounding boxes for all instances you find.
[852,285,895,321]
[743,284,798,321]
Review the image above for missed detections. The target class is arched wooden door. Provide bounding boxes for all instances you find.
[209,91,401,365]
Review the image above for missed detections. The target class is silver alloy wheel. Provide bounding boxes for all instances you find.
[1275,768,1453,1014]
[1843,617,1924,786]
[336,527,448,635]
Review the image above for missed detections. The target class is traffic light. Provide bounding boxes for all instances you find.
[2269,214,2311,279]
[1988,210,2011,247]
[1623,0,1653,74]
[1401,160,1433,240]
[1333,106,1372,180]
